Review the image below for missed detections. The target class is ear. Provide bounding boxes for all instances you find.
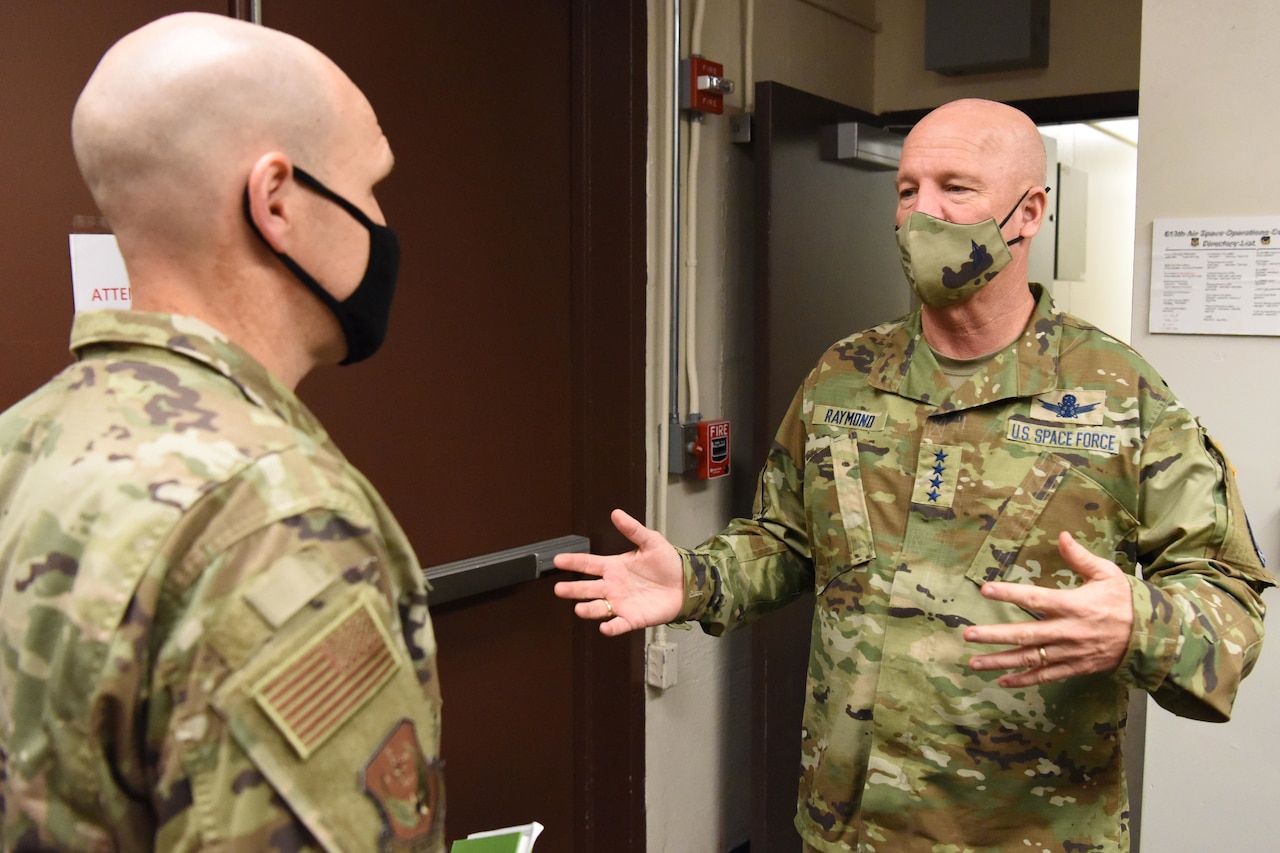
[1013,186,1049,241]
[245,152,297,253]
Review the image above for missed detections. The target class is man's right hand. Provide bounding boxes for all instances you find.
[552,509,684,636]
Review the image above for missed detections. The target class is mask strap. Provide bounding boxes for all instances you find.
[998,187,1040,247]
[292,167,381,230]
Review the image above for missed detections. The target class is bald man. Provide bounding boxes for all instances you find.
[0,13,444,852]
[555,99,1271,851]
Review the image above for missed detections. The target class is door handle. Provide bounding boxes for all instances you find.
[423,534,589,606]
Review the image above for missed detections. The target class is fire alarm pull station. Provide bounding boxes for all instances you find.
[693,419,731,480]
[680,55,734,115]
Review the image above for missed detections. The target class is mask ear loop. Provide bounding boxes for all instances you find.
[999,186,1049,247]
[291,167,383,229]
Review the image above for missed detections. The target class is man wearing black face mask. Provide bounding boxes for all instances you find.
[0,13,445,852]
[554,98,1271,851]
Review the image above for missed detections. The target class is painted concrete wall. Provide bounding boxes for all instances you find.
[874,0,1142,114]
[1133,2,1280,849]
[643,3,753,850]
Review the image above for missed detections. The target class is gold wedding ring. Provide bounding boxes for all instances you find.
[1038,646,1049,667]
[603,598,614,619]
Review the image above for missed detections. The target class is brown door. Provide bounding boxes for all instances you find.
[750,82,908,852]
[0,3,647,851]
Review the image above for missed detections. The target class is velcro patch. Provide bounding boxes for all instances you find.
[911,443,961,508]
[1006,420,1120,456]
[1032,390,1107,425]
[363,719,443,847]
[253,599,400,759]
[814,405,886,431]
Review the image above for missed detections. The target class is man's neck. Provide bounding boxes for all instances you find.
[128,263,318,392]
[921,274,1037,359]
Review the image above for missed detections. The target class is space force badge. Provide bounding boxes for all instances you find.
[1032,389,1107,425]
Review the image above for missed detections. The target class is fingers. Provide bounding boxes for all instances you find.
[1056,530,1117,582]
[552,551,602,577]
[554,578,604,600]
[572,598,615,621]
[969,642,1065,686]
[572,598,636,637]
[611,507,662,551]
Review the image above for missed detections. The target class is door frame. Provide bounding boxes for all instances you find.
[569,1,648,850]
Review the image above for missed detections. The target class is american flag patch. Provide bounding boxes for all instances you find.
[253,598,400,759]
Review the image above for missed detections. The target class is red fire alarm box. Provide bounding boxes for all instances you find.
[693,419,731,479]
[681,55,733,115]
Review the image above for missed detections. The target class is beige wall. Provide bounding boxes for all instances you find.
[1133,1,1280,848]
[752,0,876,110]
[875,0,1142,113]
[645,2,756,850]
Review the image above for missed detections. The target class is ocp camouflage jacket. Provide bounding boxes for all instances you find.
[678,285,1272,853]
[0,312,444,852]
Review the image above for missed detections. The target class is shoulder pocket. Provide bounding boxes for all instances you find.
[211,583,444,852]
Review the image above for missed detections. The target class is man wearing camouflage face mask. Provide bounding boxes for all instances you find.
[554,98,1272,851]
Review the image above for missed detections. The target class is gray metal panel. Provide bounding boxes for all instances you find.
[766,127,910,431]
[925,0,1050,76]
[819,122,905,170]
[1054,163,1089,281]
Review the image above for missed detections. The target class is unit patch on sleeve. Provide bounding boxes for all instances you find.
[1032,389,1107,425]
[814,405,886,431]
[363,719,444,852]
[252,598,401,759]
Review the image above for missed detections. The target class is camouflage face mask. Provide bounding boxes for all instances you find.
[895,189,1030,308]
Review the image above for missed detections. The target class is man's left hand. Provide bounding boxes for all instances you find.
[965,531,1133,687]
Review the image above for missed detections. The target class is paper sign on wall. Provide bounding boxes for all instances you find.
[69,233,131,312]
[1150,216,1280,336]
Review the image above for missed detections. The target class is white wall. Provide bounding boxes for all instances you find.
[1041,120,1138,343]
[1133,2,1280,850]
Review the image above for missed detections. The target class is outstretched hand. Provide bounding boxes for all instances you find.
[553,509,685,636]
[965,531,1134,687]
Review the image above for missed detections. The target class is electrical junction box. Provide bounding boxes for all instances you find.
[693,419,730,479]
[925,0,1050,76]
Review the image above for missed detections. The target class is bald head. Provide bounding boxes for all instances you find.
[72,13,355,249]
[899,99,1046,208]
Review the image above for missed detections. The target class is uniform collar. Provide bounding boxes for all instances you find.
[69,310,330,439]
[867,283,1062,412]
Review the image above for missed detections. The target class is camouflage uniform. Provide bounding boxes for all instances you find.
[0,311,444,851]
[677,285,1272,853]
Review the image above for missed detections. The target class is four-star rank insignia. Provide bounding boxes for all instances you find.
[363,719,444,852]
[911,443,961,509]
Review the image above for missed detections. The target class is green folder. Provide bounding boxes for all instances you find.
[450,821,543,853]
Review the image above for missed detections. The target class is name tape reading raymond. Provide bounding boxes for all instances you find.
[1006,420,1121,456]
[814,405,886,431]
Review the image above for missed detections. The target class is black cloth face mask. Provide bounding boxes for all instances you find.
[243,166,400,365]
